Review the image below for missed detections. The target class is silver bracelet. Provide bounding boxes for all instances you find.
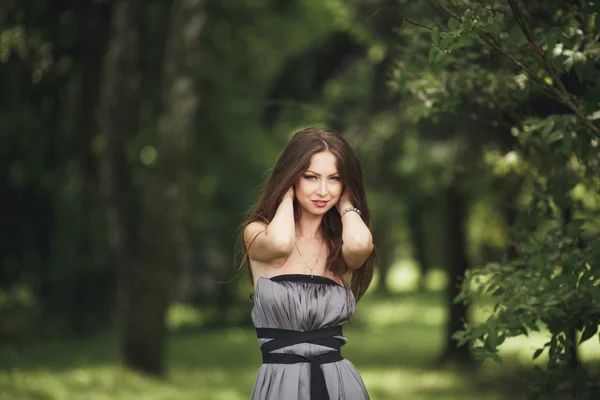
[342,207,361,217]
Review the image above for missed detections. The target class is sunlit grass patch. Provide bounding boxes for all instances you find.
[354,295,445,328]
[1,366,178,400]
[360,367,518,400]
[368,259,448,295]
[2,263,600,400]
[363,367,465,398]
[167,303,205,330]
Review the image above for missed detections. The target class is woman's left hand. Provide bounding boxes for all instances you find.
[336,190,353,213]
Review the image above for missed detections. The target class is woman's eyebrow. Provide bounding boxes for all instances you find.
[306,170,339,176]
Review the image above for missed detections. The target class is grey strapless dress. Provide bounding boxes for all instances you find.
[250,274,370,400]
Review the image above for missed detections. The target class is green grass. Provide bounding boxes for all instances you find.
[1,263,599,399]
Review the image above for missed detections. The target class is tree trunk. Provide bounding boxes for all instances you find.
[374,213,394,296]
[96,0,147,373]
[407,203,430,291]
[97,0,205,376]
[134,0,206,373]
[498,174,524,262]
[439,181,473,366]
[561,207,580,370]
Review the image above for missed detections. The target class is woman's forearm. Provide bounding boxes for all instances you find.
[340,202,373,254]
[265,193,296,252]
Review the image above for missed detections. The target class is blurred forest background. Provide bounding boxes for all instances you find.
[1,0,600,399]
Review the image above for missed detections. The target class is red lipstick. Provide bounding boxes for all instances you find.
[312,200,329,208]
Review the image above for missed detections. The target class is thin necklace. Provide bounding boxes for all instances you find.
[295,239,323,278]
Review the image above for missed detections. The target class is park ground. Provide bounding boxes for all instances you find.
[2,262,599,400]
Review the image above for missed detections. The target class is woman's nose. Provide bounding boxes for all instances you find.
[317,180,327,195]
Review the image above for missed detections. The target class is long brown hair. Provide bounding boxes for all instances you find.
[238,127,374,300]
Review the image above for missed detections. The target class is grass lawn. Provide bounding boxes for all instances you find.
[1,263,599,399]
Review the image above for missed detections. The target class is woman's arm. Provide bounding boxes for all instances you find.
[338,194,373,270]
[244,188,296,262]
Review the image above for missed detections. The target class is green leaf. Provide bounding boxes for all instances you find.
[518,324,529,337]
[471,323,488,339]
[580,324,598,344]
[549,335,558,358]
[491,352,503,364]
[431,26,440,45]
[573,137,590,165]
[533,348,544,360]
[546,27,563,52]
[563,131,573,155]
[574,61,584,83]
[448,34,473,52]
[434,51,446,64]
[440,34,454,50]
[452,331,468,346]
[541,119,556,138]
[547,35,557,53]
[472,346,488,360]
[449,41,467,51]
[564,52,574,72]
[551,54,569,73]
[428,47,437,64]
[487,318,498,349]
[508,25,526,41]
[484,23,500,37]
[529,253,545,268]
[458,35,473,47]
[448,18,460,30]
[546,130,563,144]
[566,218,585,236]
[524,321,540,334]
[497,334,506,346]
[453,289,466,304]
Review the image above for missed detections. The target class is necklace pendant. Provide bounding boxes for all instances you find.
[311,274,314,278]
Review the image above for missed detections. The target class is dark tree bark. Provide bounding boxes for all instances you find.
[136,0,205,374]
[407,204,430,291]
[75,0,111,185]
[98,0,205,376]
[439,180,473,365]
[98,0,205,375]
[96,0,146,373]
[373,213,394,295]
[561,207,580,371]
[495,172,525,263]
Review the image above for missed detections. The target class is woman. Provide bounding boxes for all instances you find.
[240,127,375,400]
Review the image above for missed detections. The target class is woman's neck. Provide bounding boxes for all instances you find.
[295,212,323,239]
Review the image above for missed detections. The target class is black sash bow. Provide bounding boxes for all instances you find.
[256,325,344,400]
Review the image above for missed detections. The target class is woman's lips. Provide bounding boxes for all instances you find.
[312,200,329,207]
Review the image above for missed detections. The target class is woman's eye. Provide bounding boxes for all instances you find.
[331,177,341,181]
[303,175,316,180]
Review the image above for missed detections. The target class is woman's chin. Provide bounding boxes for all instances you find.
[315,205,338,216]
[299,205,331,216]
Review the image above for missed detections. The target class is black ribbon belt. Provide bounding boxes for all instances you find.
[256,325,344,400]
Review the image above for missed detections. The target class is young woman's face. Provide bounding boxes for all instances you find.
[294,151,343,217]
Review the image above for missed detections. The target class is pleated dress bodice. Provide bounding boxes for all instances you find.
[250,274,369,400]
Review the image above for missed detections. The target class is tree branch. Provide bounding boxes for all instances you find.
[505,0,600,139]
[459,110,515,130]
[364,7,433,30]
[478,33,561,100]
[436,0,600,140]
[437,3,559,99]
[403,17,433,30]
